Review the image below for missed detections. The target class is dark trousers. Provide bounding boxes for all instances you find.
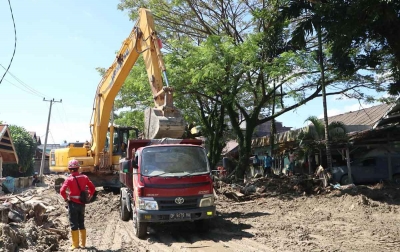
[264,166,271,175]
[68,201,85,231]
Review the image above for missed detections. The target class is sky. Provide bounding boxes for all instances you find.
[0,0,388,144]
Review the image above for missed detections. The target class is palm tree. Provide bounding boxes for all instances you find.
[280,0,335,169]
[299,116,347,173]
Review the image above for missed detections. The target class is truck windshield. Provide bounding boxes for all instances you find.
[141,146,210,177]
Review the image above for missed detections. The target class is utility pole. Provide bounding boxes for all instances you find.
[40,98,62,178]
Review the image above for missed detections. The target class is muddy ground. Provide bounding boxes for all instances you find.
[2,175,400,251]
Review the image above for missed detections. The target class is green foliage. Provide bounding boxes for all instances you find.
[282,0,400,97]
[115,0,395,179]
[299,115,347,157]
[3,125,36,177]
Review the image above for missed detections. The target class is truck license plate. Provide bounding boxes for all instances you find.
[170,213,191,220]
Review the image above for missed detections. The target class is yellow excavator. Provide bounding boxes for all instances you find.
[50,8,186,189]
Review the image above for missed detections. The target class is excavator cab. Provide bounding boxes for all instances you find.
[106,126,139,157]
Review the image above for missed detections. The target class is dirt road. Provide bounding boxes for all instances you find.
[65,189,270,252]
[58,183,400,252]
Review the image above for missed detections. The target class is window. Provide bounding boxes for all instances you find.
[362,158,376,166]
[141,146,209,176]
[50,151,55,166]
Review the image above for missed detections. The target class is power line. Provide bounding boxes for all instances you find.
[0,64,48,98]
[0,0,17,85]
[48,130,56,145]
[2,78,42,97]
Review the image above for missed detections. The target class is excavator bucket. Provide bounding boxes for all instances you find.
[144,107,186,139]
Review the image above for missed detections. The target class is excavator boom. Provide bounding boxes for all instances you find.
[90,8,186,167]
[50,8,186,188]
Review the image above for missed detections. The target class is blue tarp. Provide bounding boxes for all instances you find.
[2,176,15,192]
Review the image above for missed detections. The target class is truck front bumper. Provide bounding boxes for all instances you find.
[138,206,216,223]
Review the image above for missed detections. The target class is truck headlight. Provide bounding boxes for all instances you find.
[199,195,214,207]
[138,198,159,210]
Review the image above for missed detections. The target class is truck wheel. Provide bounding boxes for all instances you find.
[120,196,130,221]
[393,174,400,185]
[195,219,210,233]
[341,174,353,185]
[133,208,147,239]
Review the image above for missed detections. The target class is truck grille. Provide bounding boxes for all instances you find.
[157,196,199,210]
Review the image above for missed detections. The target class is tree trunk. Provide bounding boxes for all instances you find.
[235,120,256,180]
[318,22,332,170]
[270,81,277,171]
[236,137,252,180]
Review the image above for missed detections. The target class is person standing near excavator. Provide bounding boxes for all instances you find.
[60,159,96,250]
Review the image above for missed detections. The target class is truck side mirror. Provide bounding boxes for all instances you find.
[121,159,131,173]
[133,155,139,169]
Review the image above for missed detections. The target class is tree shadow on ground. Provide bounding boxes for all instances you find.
[146,210,270,246]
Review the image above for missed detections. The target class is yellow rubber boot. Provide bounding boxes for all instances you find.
[70,230,80,250]
[79,229,86,248]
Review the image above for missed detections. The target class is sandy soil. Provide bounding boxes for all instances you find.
[2,175,400,252]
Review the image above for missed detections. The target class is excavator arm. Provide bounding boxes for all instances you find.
[90,8,185,168]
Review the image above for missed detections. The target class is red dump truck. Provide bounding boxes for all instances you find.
[119,139,216,239]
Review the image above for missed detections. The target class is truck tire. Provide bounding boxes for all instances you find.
[120,196,130,221]
[195,219,210,233]
[133,208,147,239]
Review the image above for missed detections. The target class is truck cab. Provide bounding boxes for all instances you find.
[119,139,216,238]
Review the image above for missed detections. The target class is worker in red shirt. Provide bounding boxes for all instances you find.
[60,159,96,250]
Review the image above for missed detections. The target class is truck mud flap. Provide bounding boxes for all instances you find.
[120,188,131,212]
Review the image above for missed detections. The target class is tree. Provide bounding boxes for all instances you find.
[280,0,335,169]
[115,0,387,180]
[299,115,347,173]
[3,125,36,177]
[306,0,400,94]
[280,0,395,170]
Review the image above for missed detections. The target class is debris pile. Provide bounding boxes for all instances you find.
[0,179,69,252]
[214,174,330,202]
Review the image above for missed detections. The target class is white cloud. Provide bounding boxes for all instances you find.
[317,108,343,119]
[317,102,378,120]
[330,94,352,102]
[343,102,376,112]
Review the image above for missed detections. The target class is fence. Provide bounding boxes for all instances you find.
[0,176,34,193]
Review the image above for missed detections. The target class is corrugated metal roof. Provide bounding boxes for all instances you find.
[252,103,394,149]
[222,140,238,155]
[373,100,400,128]
[327,103,391,126]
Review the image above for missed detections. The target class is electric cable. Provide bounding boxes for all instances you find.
[0,0,17,85]
[2,78,41,97]
[0,64,48,97]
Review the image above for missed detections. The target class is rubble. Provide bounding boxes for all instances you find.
[215,173,330,202]
[0,173,399,251]
[0,176,69,252]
